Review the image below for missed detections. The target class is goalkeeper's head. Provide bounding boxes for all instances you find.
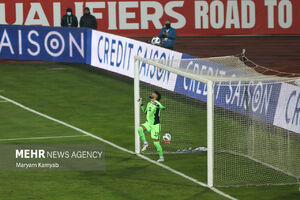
[149,91,161,101]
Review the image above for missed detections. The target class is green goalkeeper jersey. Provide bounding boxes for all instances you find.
[141,100,165,125]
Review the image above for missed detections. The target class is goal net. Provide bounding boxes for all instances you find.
[134,54,300,187]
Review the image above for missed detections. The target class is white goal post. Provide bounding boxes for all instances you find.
[134,56,215,187]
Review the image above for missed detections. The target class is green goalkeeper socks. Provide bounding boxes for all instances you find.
[153,141,163,157]
[138,127,146,143]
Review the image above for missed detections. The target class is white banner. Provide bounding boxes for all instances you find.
[91,30,182,91]
[273,83,300,134]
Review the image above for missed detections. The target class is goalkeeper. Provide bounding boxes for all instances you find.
[138,91,165,162]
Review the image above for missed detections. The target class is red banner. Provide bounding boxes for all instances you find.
[0,0,299,36]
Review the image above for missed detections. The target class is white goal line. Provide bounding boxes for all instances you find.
[0,94,237,200]
[0,135,88,142]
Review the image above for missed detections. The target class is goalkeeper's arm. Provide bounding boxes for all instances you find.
[159,104,166,110]
[141,104,147,113]
[138,98,147,113]
[154,100,165,110]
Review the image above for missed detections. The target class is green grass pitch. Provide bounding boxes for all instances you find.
[0,62,299,200]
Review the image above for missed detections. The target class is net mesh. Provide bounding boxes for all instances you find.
[207,54,300,186]
[137,53,300,186]
[214,82,300,186]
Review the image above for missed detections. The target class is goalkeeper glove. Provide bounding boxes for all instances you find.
[137,98,143,105]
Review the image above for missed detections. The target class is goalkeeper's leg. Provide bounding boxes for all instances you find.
[153,140,163,162]
[151,125,164,162]
[138,126,146,143]
[138,123,150,152]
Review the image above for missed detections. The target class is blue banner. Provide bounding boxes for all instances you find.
[0,25,90,63]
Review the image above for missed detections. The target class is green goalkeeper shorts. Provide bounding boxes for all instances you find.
[142,122,161,140]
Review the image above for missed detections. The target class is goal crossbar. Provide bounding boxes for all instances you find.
[134,56,297,83]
